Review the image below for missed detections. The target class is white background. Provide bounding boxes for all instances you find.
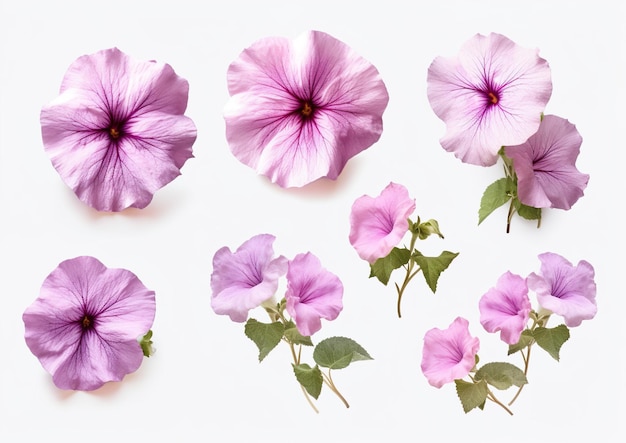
[1,0,623,441]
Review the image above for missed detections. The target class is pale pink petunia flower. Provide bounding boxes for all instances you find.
[40,47,197,211]
[224,30,389,187]
[421,317,480,388]
[527,252,596,327]
[479,271,531,345]
[349,182,416,263]
[211,234,288,322]
[23,256,156,391]
[504,115,589,209]
[285,252,343,336]
[427,33,552,166]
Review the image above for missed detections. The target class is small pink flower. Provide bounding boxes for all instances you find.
[285,252,343,336]
[527,252,596,327]
[479,271,531,344]
[421,317,480,388]
[349,182,416,263]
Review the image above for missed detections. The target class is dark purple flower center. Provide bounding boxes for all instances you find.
[298,100,316,120]
[80,314,95,330]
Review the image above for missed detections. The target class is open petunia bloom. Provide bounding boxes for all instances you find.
[504,115,589,209]
[421,317,480,388]
[349,182,416,263]
[22,256,156,391]
[427,33,552,166]
[527,252,596,327]
[285,252,343,336]
[40,47,197,211]
[479,271,531,345]
[224,30,389,187]
[211,234,288,322]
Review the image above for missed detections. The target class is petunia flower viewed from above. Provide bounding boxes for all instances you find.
[224,30,389,187]
[427,32,552,166]
[40,47,197,212]
[23,256,156,391]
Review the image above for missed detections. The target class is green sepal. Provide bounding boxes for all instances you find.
[514,198,542,222]
[507,329,535,355]
[369,247,411,285]
[313,336,373,370]
[244,318,285,362]
[478,177,515,225]
[474,362,528,390]
[283,320,314,346]
[411,250,459,293]
[533,324,570,361]
[455,379,489,413]
[416,219,444,240]
[293,363,323,399]
[139,330,155,357]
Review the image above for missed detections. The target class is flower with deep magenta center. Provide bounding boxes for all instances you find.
[285,252,343,336]
[527,252,596,327]
[349,182,416,263]
[427,33,552,166]
[22,256,156,391]
[211,234,288,322]
[40,47,197,211]
[224,30,389,187]
[479,271,531,345]
[421,317,480,388]
[505,115,589,209]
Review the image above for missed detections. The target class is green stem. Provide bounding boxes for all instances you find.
[486,388,514,416]
[508,344,532,406]
[396,232,420,318]
[506,198,516,234]
[322,370,350,408]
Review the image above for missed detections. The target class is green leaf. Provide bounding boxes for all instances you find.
[244,318,285,362]
[313,336,373,370]
[507,329,534,355]
[293,363,323,399]
[139,330,155,357]
[284,320,314,346]
[478,177,515,225]
[411,250,459,293]
[475,362,528,390]
[369,247,411,285]
[533,324,570,361]
[455,379,489,413]
[514,199,542,221]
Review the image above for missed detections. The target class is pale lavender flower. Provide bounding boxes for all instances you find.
[224,30,389,188]
[427,33,552,166]
[211,234,288,322]
[23,256,156,391]
[421,317,480,388]
[505,115,589,209]
[479,271,531,345]
[349,182,416,263]
[527,252,596,327]
[285,252,343,336]
[40,47,197,212]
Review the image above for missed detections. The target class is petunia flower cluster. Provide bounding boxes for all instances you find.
[349,182,459,317]
[427,33,589,232]
[210,234,372,412]
[420,252,596,415]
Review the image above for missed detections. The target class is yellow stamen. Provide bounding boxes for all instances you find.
[109,127,120,139]
[488,92,498,104]
[82,316,91,328]
[301,102,313,117]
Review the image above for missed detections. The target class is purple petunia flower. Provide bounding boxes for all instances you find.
[421,317,480,388]
[479,271,531,345]
[427,33,552,166]
[40,47,197,212]
[504,115,589,209]
[224,30,389,188]
[527,252,596,327]
[349,182,416,263]
[211,234,288,322]
[22,256,156,391]
[285,252,343,336]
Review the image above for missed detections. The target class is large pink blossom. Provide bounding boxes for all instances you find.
[527,252,596,327]
[479,271,531,345]
[285,252,343,336]
[421,317,480,388]
[40,47,197,211]
[211,234,288,322]
[224,30,389,187]
[504,115,589,209]
[427,33,552,166]
[349,182,416,263]
[23,256,156,391]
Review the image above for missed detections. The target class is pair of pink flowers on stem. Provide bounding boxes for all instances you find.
[421,252,596,414]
